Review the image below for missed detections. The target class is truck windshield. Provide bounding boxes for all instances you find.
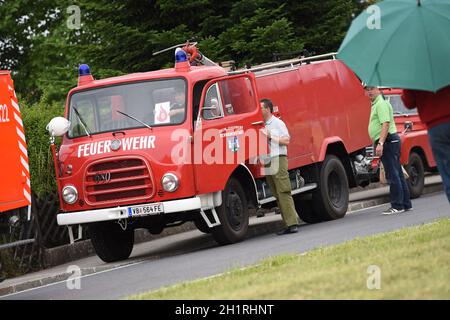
[385,94,417,115]
[68,78,186,138]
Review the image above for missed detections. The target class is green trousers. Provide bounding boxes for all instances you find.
[265,156,299,227]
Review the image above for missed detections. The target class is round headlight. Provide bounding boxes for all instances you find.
[62,185,78,204]
[161,173,179,192]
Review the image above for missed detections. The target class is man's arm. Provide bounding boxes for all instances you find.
[261,128,290,145]
[270,134,290,146]
[401,89,416,109]
[376,122,390,156]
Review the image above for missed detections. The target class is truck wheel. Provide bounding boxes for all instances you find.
[406,152,425,199]
[147,224,164,235]
[194,218,211,234]
[293,196,322,224]
[313,155,349,221]
[89,221,134,263]
[211,177,249,245]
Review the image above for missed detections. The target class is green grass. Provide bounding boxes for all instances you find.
[129,218,450,300]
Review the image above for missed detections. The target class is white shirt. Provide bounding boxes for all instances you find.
[265,115,290,157]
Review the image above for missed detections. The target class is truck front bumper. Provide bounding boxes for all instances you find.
[57,197,202,226]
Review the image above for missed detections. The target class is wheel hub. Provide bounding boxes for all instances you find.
[328,171,342,206]
[410,165,419,186]
[226,192,244,231]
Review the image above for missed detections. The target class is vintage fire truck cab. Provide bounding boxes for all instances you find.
[50,49,375,262]
[381,88,437,198]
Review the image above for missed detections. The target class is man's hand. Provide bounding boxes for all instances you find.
[376,144,384,157]
[261,128,271,139]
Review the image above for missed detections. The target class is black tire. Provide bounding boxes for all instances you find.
[211,177,249,245]
[147,224,164,235]
[194,217,211,234]
[313,155,349,221]
[406,152,425,199]
[293,196,322,224]
[89,221,134,263]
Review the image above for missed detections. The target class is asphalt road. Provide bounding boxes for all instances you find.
[2,191,449,300]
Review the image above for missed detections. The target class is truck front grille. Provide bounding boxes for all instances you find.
[84,157,154,205]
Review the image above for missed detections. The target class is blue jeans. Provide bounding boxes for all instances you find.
[428,122,450,202]
[380,133,412,210]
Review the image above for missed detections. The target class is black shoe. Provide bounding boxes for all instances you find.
[276,225,299,235]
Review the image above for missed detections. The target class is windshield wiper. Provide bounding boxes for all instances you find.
[73,107,92,137]
[116,110,152,130]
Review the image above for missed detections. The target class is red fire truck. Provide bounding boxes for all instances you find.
[48,47,376,262]
[381,88,437,198]
[0,71,33,279]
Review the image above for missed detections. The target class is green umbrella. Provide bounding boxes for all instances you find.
[338,0,450,92]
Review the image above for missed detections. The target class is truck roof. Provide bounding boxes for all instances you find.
[253,59,336,78]
[381,88,404,95]
[70,65,227,94]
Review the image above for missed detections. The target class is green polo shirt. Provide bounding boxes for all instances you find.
[368,95,397,142]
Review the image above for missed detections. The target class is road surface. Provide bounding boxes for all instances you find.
[1,191,448,300]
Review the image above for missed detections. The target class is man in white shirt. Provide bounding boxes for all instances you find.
[260,98,300,235]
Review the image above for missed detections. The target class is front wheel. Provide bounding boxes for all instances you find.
[89,221,134,263]
[211,177,249,245]
[406,152,425,199]
[313,155,349,221]
[194,218,211,234]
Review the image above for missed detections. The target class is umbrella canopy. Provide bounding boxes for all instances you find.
[338,0,450,92]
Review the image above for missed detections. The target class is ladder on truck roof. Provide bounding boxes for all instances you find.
[228,52,337,76]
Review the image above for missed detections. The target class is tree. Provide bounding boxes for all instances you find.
[0,0,373,104]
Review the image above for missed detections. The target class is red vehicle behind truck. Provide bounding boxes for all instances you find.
[48,49,377,262]
[0,71,33,278]
[0,71,31,215]
[381,88,437,198]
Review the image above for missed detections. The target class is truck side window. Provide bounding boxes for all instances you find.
[203,83,224,120]
[219,77,255,115]
[193,80,207,123]
[387,95,417,115]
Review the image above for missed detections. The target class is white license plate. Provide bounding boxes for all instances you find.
[128,203,164,217]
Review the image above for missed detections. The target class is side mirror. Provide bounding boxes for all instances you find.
[202,106,219,120]
[46,117,70,137]
[404,121,413,132]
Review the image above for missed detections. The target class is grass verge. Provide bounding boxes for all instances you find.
[129,218,450,300]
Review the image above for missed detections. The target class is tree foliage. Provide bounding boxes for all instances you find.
[0,0,374,104]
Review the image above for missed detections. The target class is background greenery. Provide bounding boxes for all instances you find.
[1,0,376,194]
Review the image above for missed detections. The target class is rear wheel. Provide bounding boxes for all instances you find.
[406,152,425,199]
[211,177,249,245]
[89,221,134,263]
[313,155,349,221]
[293,195,322,224]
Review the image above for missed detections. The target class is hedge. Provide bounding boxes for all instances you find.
[20,99,64,196]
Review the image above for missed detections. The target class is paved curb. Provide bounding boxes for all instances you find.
[0,265,112,297]
[0,181,443,297]
[348,182,443,212]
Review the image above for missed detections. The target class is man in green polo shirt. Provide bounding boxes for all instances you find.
[366,86,412,214]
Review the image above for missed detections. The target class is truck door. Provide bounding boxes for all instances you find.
[193,74,266,194]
